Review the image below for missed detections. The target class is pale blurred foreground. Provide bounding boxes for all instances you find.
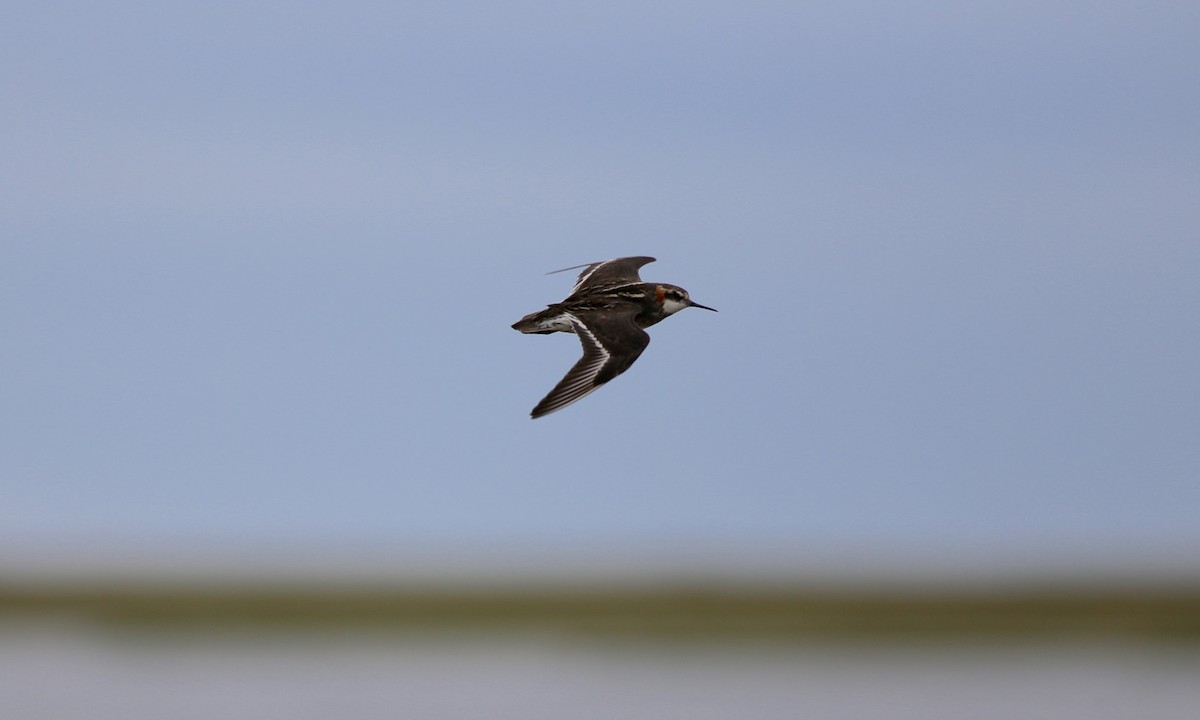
[3,582,1199,719]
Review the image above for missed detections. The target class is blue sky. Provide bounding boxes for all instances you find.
[3,2,1198,578]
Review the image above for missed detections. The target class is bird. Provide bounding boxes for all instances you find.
[512,256,716,418]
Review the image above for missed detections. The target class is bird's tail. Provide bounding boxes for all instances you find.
[512,307,568,334]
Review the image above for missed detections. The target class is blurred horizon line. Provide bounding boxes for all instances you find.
[4,536,1198,590]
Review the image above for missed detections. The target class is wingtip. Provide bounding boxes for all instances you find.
[544,255,657,276]
[545,261,594,276]
[529,401,566,419]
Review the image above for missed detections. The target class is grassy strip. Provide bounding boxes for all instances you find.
[3,584,1200,642]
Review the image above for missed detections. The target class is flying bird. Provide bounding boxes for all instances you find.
[512,256,716,418]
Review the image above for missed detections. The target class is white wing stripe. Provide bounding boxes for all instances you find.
[571,259,612,293]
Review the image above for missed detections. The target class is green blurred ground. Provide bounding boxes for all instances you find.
[4,583,1198,643]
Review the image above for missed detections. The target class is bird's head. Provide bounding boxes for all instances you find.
[656,284,717,315]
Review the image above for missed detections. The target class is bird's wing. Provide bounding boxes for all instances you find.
[530,309,650,418]
[548,256,656,294]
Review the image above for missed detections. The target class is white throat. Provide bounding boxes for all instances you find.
[661,297,690,315]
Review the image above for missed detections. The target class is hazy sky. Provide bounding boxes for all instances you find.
[3,2,1198,576]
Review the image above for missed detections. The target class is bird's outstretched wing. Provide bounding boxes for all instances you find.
[548,256,656,295]
[529,309,650,418]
